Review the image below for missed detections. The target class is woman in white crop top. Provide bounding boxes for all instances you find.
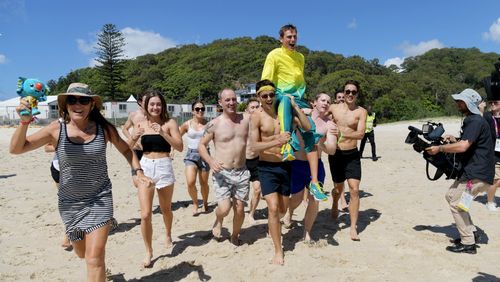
[179,101,211,216]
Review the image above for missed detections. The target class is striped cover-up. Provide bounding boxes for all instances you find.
[56,122,117,241]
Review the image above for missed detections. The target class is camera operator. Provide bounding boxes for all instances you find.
[426,89,494,254]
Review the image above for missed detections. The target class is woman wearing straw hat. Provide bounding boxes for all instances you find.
[10,82,151,281]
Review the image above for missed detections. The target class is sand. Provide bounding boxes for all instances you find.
[0,117,499,281]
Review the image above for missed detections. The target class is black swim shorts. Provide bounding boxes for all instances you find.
[258,161,291,197]
[246,157,260,182]
[328,148,361,183]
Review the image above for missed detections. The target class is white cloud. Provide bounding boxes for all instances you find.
[383,57,404,68]
[347,18,357,29]
[0,54,6,64]
[399,39,445,57]
[384,39,445,70]
[77,27,176,65]
[483,18,500,43]
[77,38,95,54]
[121,27,176,58]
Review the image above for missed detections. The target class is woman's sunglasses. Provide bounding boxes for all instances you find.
[67,95,92,105]
[194,107,206,112]
[344,90,358,96]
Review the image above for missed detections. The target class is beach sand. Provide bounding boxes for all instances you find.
[1,118,499,281]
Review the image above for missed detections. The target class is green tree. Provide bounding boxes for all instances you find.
[95,23,126,101]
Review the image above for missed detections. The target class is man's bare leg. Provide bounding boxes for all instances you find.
[283,189,304,228]
[248,181,262,225]
[231,199,245,245]
[265,193,288,265]
[347,178,361,241]
[212,198,232,240]
[303,194,319,242]
[331,182,344,220]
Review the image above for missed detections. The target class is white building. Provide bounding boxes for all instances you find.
[102,95,139,119]
[235,83,256,103]
[0,96,58,123]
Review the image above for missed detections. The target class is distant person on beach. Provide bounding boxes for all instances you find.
[44,142,71,251]
[179,101,211,216]
[328,80,367,241]
[128,90,183,267]
[482,97,500,211]
[427,89,493,254]
[335,90,345,104]
[283,93,338,242]
[249,79,311,265]
[198,88,250,246]
[123,92,149,161]
[359,105,378,161]
[261,24,326,201]
[10,82,150,281]
[244,98,263,225]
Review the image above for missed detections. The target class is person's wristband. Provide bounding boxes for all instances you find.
[20,118,33,126]
[131,168,143,176]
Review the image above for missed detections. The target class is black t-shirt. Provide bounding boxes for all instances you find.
[459,114,495,184]
[483,111,500,163]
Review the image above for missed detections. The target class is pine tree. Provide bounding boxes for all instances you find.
[95,23,126,101]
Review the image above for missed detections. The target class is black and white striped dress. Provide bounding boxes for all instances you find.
[56,122,117,241]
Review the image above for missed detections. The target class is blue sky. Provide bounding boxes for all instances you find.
[1,0,499,100]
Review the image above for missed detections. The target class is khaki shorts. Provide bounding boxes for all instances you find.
[213,167,250,202]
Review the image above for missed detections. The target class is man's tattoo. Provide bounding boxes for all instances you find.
[203,122,214,137]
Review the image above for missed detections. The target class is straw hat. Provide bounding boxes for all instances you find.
[57,83,102,110]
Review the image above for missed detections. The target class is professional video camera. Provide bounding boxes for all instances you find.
[484,58,500,100]
[405,121,462,181]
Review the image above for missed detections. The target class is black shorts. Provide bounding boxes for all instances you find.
[246,157,260,182]
[328,148,361,183]
[258,161,291,197]
[50,163,60,184]
[134,149,143,161]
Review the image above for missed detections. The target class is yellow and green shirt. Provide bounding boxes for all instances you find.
[261,46,306,99]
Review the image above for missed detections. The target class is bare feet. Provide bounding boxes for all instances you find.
[212,219,222,241]
[247,213,257,226]
[166,236,173,248]
[350,228,360,241]
[230,235,242,246]
[270,251,284,265]
[143,251,153,268]
[192,206,200,217]
[61,234,72,251]
[203,202,209,213]
[282,211,292,229]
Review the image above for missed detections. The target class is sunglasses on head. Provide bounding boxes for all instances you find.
[67,95,92,105]
[344,90,358,96]
[260,93,275,100]
[194,107,206,112]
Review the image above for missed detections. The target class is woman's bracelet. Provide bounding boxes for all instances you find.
[131,168,144,176]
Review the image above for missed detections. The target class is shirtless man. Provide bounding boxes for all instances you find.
[284,93,338,242]
[123,92,148,161]
[198,88,250,245]
[244,98,263,225]
[249,79,311,265]
[328,80,367,241]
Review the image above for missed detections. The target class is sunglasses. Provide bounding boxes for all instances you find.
[489,101,500,106]
[344,90,358,96]
[194,107,206,112]
[260,93,275,100]
[67,95,92,105]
